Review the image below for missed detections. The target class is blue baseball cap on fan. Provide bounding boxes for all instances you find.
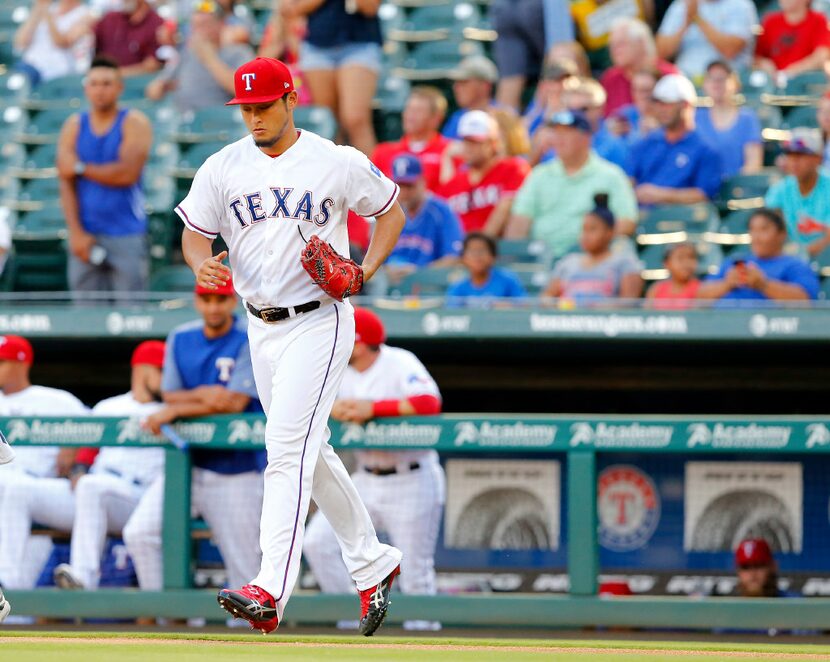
[390,154,423,184]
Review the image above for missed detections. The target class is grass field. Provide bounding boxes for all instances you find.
[2,632,830,661]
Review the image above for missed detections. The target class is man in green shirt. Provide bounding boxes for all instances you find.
[506,111,638,257]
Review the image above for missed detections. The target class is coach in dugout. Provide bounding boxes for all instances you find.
[126,277,264,593]
[303,308,444,631]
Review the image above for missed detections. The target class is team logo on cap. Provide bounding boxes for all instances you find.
[598,465,660,552]
[242,73,256,90]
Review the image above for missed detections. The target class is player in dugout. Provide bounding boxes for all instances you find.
[303,307,444,631]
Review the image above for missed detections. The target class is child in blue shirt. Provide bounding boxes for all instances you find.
[446,232,526,304]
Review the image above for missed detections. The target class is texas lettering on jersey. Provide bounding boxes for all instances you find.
[229,188,336,228]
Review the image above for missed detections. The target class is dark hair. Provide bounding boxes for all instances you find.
[706,59,734,76]
[749,208,787,234]
[663,241,698,262]
[89,55,120,72]
[463,231,497,257]
[587,192,615,228]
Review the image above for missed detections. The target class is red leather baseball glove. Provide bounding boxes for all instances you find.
[300,234,364,301]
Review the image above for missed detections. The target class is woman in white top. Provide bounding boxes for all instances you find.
[13,0,94,85]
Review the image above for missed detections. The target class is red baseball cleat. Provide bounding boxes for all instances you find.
[358,565,400,636]
[217,584,279,634]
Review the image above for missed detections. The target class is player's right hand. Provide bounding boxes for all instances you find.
[69,229,95,263]
[196,250,232,290]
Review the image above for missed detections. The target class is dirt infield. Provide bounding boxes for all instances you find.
[4,636,830,659]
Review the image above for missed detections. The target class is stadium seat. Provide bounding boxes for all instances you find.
[0,104,27,143]
[783,71,827,97]
[395,39,484,80]
[738,69,774,102]
[782,104,819,130]
[512,264,550,294]
[636,203,718,244]
[716,170,781,212]
[705,209,752,252]
[173,141,226,178]
[294,105,337,141]
[496,239,553,266]
[388,2,482,42]
[819,277,830,300]
[638,243,672,280]
[812,245,830,278]
[150,264,196,292]
[16,107,75,145]
[173,105,248,143]
[0,70,30,105]
[14,206,65,234]
[394,265,466,295]
[24,74,85,110]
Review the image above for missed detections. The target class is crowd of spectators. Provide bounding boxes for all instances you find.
[4,0,830,307]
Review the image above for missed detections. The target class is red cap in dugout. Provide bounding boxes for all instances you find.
[227,57,294,106]
[0,335,33,364]
[354,308,386,346]
[131,340,166,369]
[735,538,774,567]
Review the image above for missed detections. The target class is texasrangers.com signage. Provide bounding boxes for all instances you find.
[1,415,829,453]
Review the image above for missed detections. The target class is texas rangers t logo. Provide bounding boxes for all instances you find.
[242,73,256,91]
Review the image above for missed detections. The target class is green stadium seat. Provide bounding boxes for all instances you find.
[811,245,830,278]
[395,39,484,80]
[24,74,85,110]
[10,211,68,291]
[705,209,752,252]
[819,277,830,300]
[173,141,226,178]
[636,203,718,244]
[783,71,827,97]
[0,70,30,105]
[639,240,722,280]
[783,104,819,130]
[16,107,76,144]
[1,104,27,142]
[716,170,780,212]
[753,101,783,131]
[388,2,482,42]
[150,264,196,292]
[0,29,14,66]
[120,73,156,101]
[394,265,466,296]
[738,69,774,101]
[173,105,248,143]
[294,105,337,141]
[14,206,65,235]
[512,264,549,294]
[496,239,553,266]
[19,175,61,202]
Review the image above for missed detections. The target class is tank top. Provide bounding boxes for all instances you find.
[76,109,146,236]
[650,279,700,310]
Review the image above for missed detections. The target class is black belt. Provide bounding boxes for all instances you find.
[363,462,420,476]
[246,300,321,323]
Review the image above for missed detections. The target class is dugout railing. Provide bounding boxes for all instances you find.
[4,413,830,630]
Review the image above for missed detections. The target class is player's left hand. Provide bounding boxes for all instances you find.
[143,407,178,436]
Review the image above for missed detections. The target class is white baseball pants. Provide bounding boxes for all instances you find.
[122,468,263,591]
[0,473,142,589]
[304,457,445,596]
[246,302,402,619]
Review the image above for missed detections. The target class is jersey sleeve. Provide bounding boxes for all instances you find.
[397,352,441,399]
[175,159,222,239]
[227,340,260,399]
[345,147,400,218]
[161,333,184,393]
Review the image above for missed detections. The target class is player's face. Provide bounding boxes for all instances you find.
[737,563,773,597]
[0,360,25,393]
[239,93,297,149]
[195,293,237,330]
[84,67,123,112]
[749,214,786,258]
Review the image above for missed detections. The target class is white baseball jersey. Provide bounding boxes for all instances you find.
[340,345,441,468]
[175,131,399,308]
[0,385,88,477]
[89,393,165,486]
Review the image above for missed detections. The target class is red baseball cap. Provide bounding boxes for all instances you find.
[354,308,386,346]
[226,57,294,106]
[0,335,33,364]
[735,538,774,567]
[195,274,235,297]
[131,340,165,369]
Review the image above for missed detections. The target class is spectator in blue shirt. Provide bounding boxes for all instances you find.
[385,154,463,284]
[765,127,830,257]
[695,60,763,178]
[626,74,723,206]
[698,208,819,302]
[446,232,526,303]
